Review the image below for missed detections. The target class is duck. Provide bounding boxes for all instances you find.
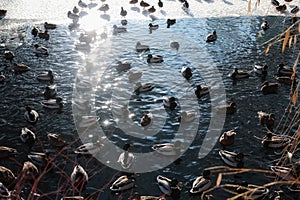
[73,6,80,14]
[98,4,109,13]
[38,30,50,40]
[270,165,297,181]
[67,11,79,23]
[113,25,127,35]
[178,110,197,123]
[182,0,189,10]
[129,0,139,5]
[78,0,88,8]
[157,176,182,196]
[78,33,93,44]
[261,81,279,95]
[257,111,275,129]
[167,19,176,28]
[31,27,40,37]
[134,82,154,94]
[41,97,65,109]
[61,196,84,200]
[260,20,269,31]
[181,66,192,79]
[75,137,106,155]
[253,64,268,76]
[12,63,30,73]
[121,19,128,26]
[147,54,163,63]
[236,183,269,199]
[4,50,14,62]
[190,170,212,194]
[206,31,217,42]
[0,166,15,188]
[170,40,179,51]
[163,96,178,110]
[33,44,49,56]
[158,0,163,8]
[117,143,135,169]
[148,6,156,13]
[230,68,250,79]
[136,42,150,52]
[127,70,143,83]
[0,72,5,83]
[291,6,299,14]
[219,150,244,168]
[70,165,88,191]
[140,113,153,128]
[152,141,182,156]
[149,23,159,31]
[44,22,57,30]
[0,146,17,159]
[20,127,36,144]
[110,175,135,192]
[277,64,295,77]
[271,0,280,6]
[0,9,7,20]
[47,133,66,148]
[129,192,166,200]
[276,76,296,85]
[28,152,49,167]
[24,107,39,125]
[262,133,291,149]
[0,182,10,198]
[195,85,210,98]
[36,70,54,82]
[216,102,237,115]
[219,130,236,147]
[140,0,150,9]
[78,116,99,128]
[276,4,287,12]
[120,7,127,17]
[22,161,39,181]
[43,84,57,99]
[115,61,131,72]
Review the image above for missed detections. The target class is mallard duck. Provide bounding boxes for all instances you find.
[178,110,197,123]
[98,4,109,13]
[44,22,57,30]
[167,19,176,28]
[115,61,131,72]
[20,127,36,144]
[140,113,153,128]
[129,192,166,200]
[277,64,295,77]
[261,81,279,95]
[216,102,237,115]
[276,76,296,85]
[291,6,299,14]
[219,150,244,168]
[22,161,38,180]
[230,68,250,79]
[0,146,17,159]
[253,65,268,76]
[257,111,275,128]
[43,84,57,99]
[28,152,49,167]
[47,133,66,147]
[0,9,7,20]
[270,166,296,181]
[157,176,182,196]
[130,0,138,5]
[236,183,269,199]
[31,27,40,37]
[158,0,163,8]
[38,30,49,40]
[195,85,209,98]
[33,44,49,56]
[121,19,128,26]
[152,141,182,156]
[181,66,192,79]
[136,42,150,52]
[36,70,54,82]
[134,82,154,94]
[73,6,80,14]
[128,70,143,82]
[170,40,179,51]
[206,31,217,42]
[148,6,156,13]
[0,166,15,188]
[41,97,65,109]
[140,0,150,9]
[67,11,79,23]
[117,143,135,169]
[24,107,39,125]
[110,175,135,192]
[149,23,159,31]
[70,165,88,191]
[261,20,269,31]
[113,25,127,35]
[271,0,280,6]
[219,130,236,147]
[75,137,106,155]
[120,7,127,17]
[78,116,99,128]
[262,133,291,149]
[12,63,30,73]
[4,51,14,62]
[78,0,88,8]
[163,96,178,110]
[147,54,163,63]
[190,170,212,194]
[276,4,287,12]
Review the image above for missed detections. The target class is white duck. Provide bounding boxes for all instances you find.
[24,107,39,125]
[117,143,135,169]
[152,141,182,156]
